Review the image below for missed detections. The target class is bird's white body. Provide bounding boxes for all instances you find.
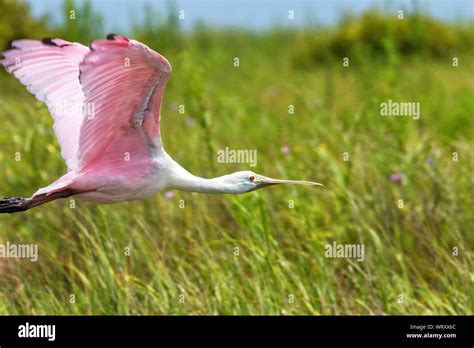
[76,148,175,203]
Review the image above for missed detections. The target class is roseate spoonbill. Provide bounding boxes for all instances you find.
[0,34,323,213]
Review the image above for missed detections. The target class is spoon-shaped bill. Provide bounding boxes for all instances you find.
[257,175,324,187]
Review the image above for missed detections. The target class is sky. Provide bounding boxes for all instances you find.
[25,0,474,32]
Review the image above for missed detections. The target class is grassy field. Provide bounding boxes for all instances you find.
[0,7,473,315]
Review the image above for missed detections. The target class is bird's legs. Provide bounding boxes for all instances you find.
[0,188,79,214]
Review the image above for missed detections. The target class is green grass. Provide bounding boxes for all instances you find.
[0,37,472,315]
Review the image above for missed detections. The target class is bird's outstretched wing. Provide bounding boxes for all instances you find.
[76,34,172,173]
[1,39,89,171]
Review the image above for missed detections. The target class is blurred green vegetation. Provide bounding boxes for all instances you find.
[294,10,474,66]
[0,0,472,315]
[58,0,103,42]
[0,0,50,49]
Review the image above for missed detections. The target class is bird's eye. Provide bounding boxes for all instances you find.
[249,175,256,182]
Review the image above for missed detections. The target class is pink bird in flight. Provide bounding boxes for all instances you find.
[0,34,323,213]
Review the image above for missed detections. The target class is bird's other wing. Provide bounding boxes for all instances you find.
[76,34,172,173]
[1,39,90,171]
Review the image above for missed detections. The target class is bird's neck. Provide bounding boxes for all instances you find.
[170,172,236,194]
[165,161,236,194]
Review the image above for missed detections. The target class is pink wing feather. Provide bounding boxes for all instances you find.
[2,34,172,196]
[1,39,89,171]
[76,34,172,174]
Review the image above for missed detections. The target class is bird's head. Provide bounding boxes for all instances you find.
[226,171,324,193]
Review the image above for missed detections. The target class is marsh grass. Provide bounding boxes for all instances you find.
[0,6,472,314]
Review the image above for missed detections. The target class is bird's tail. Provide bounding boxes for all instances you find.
[0,189,79,214]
